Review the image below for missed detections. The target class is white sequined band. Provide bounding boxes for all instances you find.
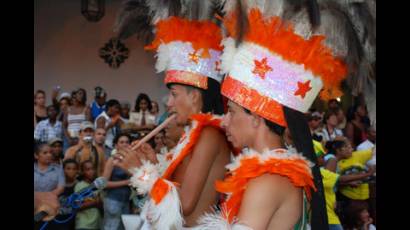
[227,41,323,113]
[156,41,222,84]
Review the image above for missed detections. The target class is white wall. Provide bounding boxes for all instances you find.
[34,0,168,111]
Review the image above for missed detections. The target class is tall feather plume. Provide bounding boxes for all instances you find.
[316,0,376,96]
[114,0,224,44]
[114,0,155,43]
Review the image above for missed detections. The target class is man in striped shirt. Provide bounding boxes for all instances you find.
[34,105,63,144]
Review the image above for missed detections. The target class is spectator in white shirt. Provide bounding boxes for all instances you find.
[129,93,156,136]
[357,126,376,151]
[317,111,344,145]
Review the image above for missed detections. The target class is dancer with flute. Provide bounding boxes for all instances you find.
[113,14,231,229]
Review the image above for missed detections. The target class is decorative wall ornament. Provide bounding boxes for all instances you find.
[81,0,105,22]
[99,38,129,69]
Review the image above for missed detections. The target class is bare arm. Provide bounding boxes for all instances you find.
[102,158,114,179]
[237,174,303,230]
[178,127,225,216]
[339,166,375,184]
[339,172,372,184]
[325,158,338,173]
[106,180,130,189]
[102,158,130,189]
[63,146,79,160]
[85,106,92,122]
[63,110,71,140]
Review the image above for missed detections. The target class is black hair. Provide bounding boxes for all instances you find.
[34,143,49,163]
[63,159,79,169]
[282,106,329,228]
[323,110,338,124]
[113,132,131,146]
[328,98,340,107]
[134,93,152,112]
[325,140,347,155]
[344,202,370,229]
[151,130,165,149]
[168,78,224,115]
[47,104,60,114]
[106,99,120,110]
[76,88,87,105]
[94,86,106,98]
[34,143,49,155]
[243,108,285,136]
[347,104,366,122]
[34,90,46,100]
[77,160,94,181]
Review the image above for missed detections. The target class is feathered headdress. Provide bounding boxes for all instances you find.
[114,0,225,44]
[145,16,224,89]
[219,1,347,127]
[114,0,226,89]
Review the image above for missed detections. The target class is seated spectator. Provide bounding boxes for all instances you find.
[357,126,376,151]
[328,99,340,111]
[64,121,105,176]
[317,111,344,145]
[120,101,131,123]
[75,160,102,230]
[129,93,156,136]
[48,138,64,164]
[90,86,107,122]
[334,107,347,130]
[324,138,375,224]
[102,133,132,230]
[34,105,63,144]
[153,130,166,154]
[34,144,65,195]
[345,104,368,148]
[324,139,375,186]
[63,89,91,147]
[344,202,376,230]
[307,111,323,142]
[150,100,160,124]
[95,99,123,152]
[34,90,48,128]
[57,92,72,122]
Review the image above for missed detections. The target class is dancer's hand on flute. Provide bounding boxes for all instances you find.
[113,146,143,173]
[130,114,177,150]
[114,114,176,172]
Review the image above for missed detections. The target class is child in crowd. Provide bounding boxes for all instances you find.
[75,160,102,230]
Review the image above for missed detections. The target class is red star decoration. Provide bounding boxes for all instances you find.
[294,80,312,99]
[188,51,201,64]
[215,60,221,72]
[252,57,272,79]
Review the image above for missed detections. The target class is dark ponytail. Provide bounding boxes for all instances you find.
[201,78,224,115]
[283,106,329,230]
